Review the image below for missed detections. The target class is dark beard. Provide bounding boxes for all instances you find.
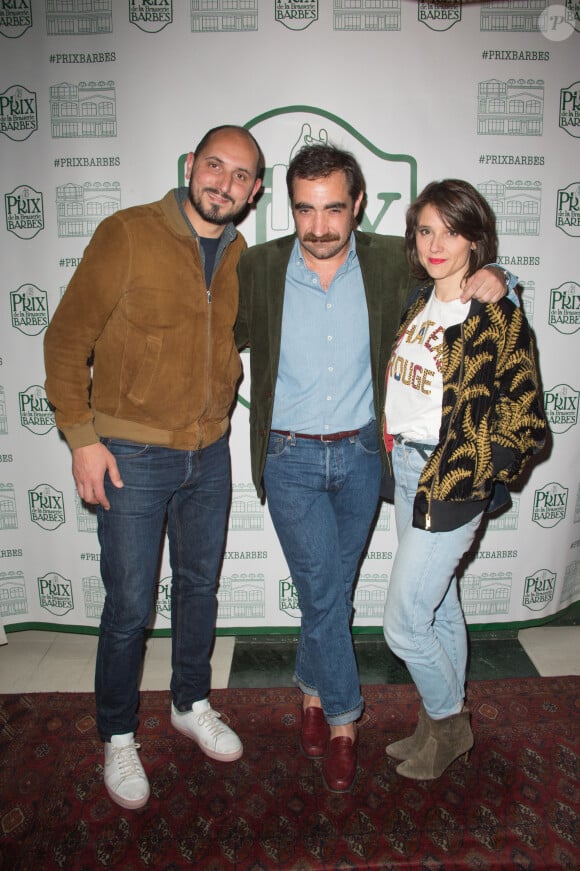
[188,187,246,226]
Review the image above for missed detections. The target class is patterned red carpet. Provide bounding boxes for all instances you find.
[1,678,578,870]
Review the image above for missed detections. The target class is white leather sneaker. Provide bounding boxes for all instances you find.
[104,732,150,809]
[171,698,243,761]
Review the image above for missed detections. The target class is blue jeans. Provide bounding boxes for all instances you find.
[383,442,483,720]
[95,436,231,740]
[263,419,381,726]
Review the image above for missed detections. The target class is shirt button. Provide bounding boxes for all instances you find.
[327,335,333,342]
[328,366,334,372]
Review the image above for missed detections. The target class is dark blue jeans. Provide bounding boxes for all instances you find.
[95,436,231,740]
[263,420,381,725]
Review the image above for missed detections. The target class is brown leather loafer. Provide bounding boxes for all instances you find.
[321,734,358,792]
[300,706,330,758]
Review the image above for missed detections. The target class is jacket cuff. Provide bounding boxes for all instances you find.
[485,262,520,306]
[61,420,99,450]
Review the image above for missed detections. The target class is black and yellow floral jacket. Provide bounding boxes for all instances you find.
[383,284,547,532]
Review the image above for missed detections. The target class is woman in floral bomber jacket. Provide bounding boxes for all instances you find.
[381,179,546,781]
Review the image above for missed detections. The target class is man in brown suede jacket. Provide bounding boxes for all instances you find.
[44,125,263,811]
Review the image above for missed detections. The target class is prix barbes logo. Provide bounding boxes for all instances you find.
[549,281,580,334]
[544,383,579,433]
[18,385,55,435]
[10,284,49,336]
[279,576,300,618]
[418,0,461,31]
[5,184,44,239]
[560,81,580,138]
[155,575,172,620]
[522,569,556,612]
[0,85,37,141]
[129,0,172,32]
[28,484,65,531]
[0,0,32,38]
[532,482,568,528]
[556,182,580,237]
[38,572,74,617]
[275,0,318,30]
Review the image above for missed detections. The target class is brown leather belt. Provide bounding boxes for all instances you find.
[271,429,360,442]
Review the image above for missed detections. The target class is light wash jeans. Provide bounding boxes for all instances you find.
[383,442,483,720]
[95,436,231,740]
[263,419,381,726]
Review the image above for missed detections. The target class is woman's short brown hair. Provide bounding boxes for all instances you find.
[405,179,498,280]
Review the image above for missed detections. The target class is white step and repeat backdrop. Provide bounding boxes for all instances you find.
[1,1,578,636]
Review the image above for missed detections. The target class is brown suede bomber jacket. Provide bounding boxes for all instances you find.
[44,189,245,451]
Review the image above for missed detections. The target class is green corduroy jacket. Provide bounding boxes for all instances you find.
[236,230,412,499]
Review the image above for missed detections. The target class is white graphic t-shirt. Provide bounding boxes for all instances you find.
[385,291,470,441]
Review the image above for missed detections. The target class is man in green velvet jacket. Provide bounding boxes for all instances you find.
[235,143,510,793]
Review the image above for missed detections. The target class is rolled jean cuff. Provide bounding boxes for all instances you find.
[295,675,363,725]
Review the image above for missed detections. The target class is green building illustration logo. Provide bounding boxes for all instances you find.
[0,572,27,620]
[334,0,400,30]
[56,181,121,238]
[355,573,388,620]
[75,490,98,533]
[218,574,265,621]
[50,81,116,138]
[190,0,257,31]
[83,574,104,620]
[478,180,541,236]
[0,484,18,530]
[46,1,112,35]
[477,79,543,136]
[481,0,547,31]
[0,387,7,435]
[229,484,264,532]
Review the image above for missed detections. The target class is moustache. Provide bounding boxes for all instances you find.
[302,233,341,243]
[204,187,235,205]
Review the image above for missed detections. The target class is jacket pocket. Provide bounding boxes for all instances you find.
[127,335,162,405]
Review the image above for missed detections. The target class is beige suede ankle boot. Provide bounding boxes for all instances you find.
[396,707,473,780]
[386,703,428,761]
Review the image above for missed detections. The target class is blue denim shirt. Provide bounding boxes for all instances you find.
[271,234,374,434]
